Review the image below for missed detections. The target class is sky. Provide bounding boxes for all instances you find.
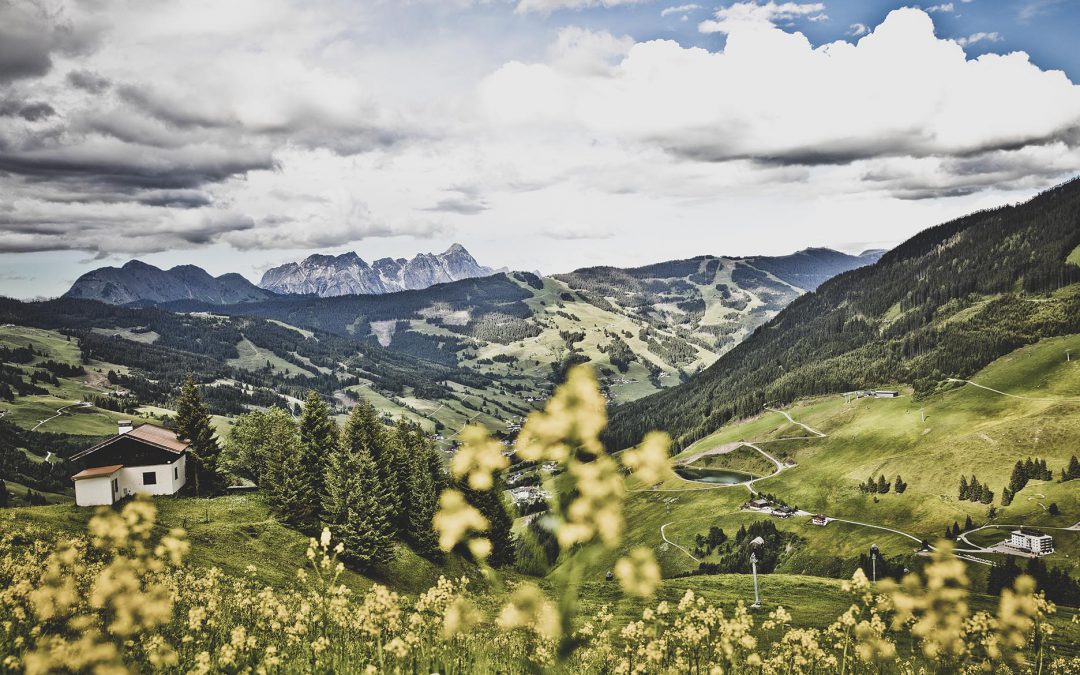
[2,0,1080,299]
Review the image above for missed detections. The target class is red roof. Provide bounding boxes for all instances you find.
[72,464,123,480]
[127,424,189,452]
[71,423,189,463]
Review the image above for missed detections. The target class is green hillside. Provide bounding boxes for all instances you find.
[607,178,1080,452]
[570,335,1080,606]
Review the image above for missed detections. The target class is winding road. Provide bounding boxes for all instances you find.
[644,404,1006,567]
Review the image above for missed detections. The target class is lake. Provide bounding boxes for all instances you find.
[674,466,755,484]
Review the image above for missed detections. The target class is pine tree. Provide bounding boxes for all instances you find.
[461,476,515,567]
[347,402,405,529]
[1048,502,1060,516]
[876,474,889,493]
[958,475,969,500]
[322,404,395,568]
[1002,486,1013,506]
[951,521,961,537]
[395,421,440,556]
[893,475,907,493]
[277,445,322,530]
[964,515,973,531]
[1067,455,1080,481]
[175,374,224,496]
[1009,461,1026,493]
[0,479,8,508]
[293,388,334,527]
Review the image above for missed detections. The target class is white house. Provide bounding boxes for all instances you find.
[1008,528,1054,556]
[71,423,189,506]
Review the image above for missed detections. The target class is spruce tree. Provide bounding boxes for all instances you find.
[964,515,973,531]
[348,402,404,527]
[395,421,440,556]
[958,475,969,500]
[175,374,224,496]
[1067,455,1080,480]
[0,479,7,508]
[293,388,334,527]
[322,403,395,568]
[460,475,515,567]
[893,475,907,494]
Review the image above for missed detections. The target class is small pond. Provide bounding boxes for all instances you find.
[674,466,756,484]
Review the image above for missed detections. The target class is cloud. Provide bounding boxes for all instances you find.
[661,4,700,17]
[0,0,102,82]
[955,31,1002,47]
[848,23,869,36]
[66,69,111,93]
[479,7,1080,199]
[925,3,955,13]
[2,0,1079,267]
[699,2,827,33]
[514,0,646,14]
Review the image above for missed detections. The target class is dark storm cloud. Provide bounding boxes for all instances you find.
[0,147,277,192]
[0,0,102,83]
[0,98,56,121]
[66,69,111,93]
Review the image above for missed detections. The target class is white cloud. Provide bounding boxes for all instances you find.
[926,3,956,13]
[660,4,700,17]
[848,22,869,36]
[513,0,645,14]
[3,0,1080,287]
[955,31,1003,47]
[699,2,826,33]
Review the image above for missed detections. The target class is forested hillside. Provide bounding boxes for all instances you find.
[606,178,1080,451]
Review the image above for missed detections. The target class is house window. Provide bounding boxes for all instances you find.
[143,471,157,485]
[111,478,118,494]
[174,467,178,480]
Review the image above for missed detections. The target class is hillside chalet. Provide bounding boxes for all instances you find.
[70,422,188,506]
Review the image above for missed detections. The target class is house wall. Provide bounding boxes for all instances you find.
[115,454,186,498]
[75,475,117,506]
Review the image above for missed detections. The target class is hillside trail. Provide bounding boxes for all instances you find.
[31,402,90,432]
[946,378,1080,403]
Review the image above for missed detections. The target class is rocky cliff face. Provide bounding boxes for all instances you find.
[64,261,274,305]
[258,244,498,297]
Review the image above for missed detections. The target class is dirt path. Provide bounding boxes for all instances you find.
[31,402,91,432]
[661,521,701,562]
[764,407,827,437]
[946,378,1080,403]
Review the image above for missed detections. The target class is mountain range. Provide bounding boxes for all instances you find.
[63,260,274,305]
[258,243,499,297]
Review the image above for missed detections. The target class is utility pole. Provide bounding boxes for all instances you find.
[1067,349,1072,362]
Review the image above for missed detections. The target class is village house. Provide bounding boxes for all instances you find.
[811,514,829,526]
[1007,528,1055,556]
[70,421,188,506]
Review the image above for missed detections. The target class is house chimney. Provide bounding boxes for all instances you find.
[118,420,133,435]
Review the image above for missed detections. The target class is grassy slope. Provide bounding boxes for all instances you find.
[0,494,475,596]
[0,325,140,437]
[561,334,1080,591]
[1069,243,1080,268]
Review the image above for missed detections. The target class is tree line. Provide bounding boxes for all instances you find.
[172,376,515,570]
